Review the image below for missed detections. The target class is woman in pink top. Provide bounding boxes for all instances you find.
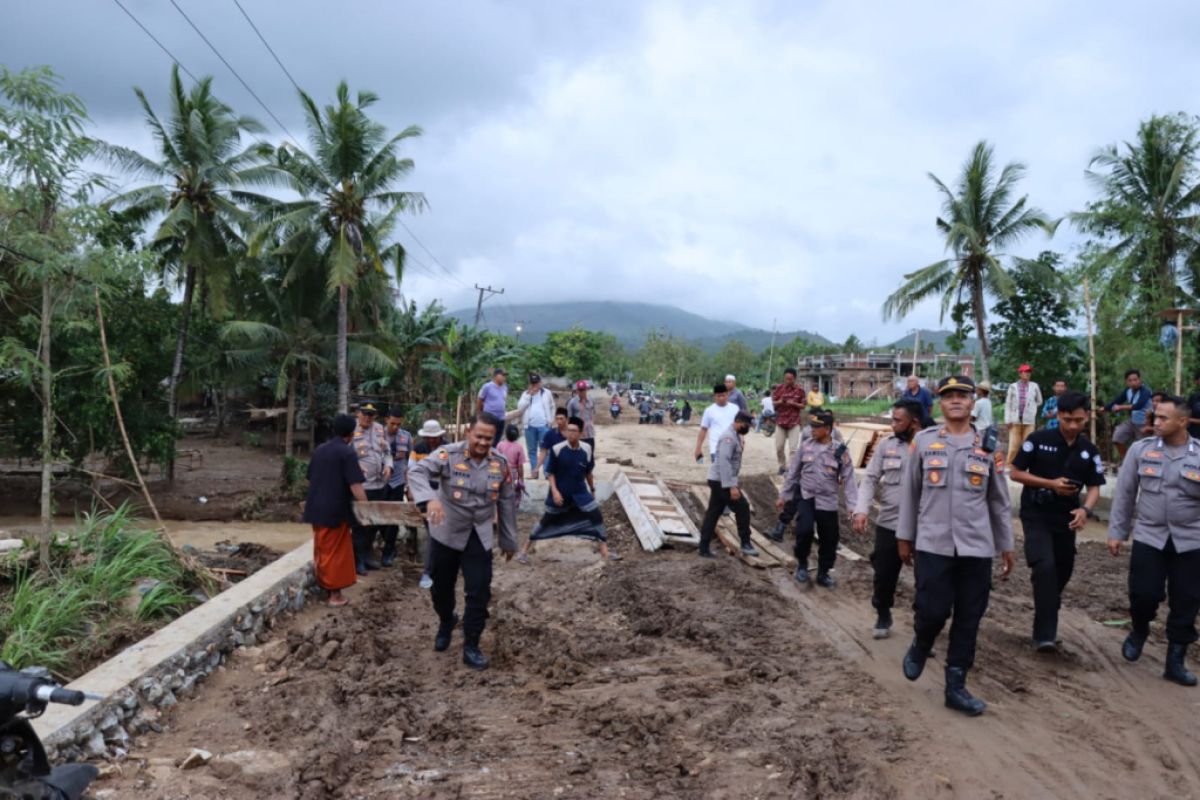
[496,425,527,511]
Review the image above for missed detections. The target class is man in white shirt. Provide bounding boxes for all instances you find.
[693,383,740,463]
[516,373,555,478]
[759,390,775,432]
[1004,364,1043,466]
[972,380,994,429]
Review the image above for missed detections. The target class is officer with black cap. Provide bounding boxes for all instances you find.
[896,375,1014,716]
[777,408,858,588]
[1009,391,1105,651]
[1108,395,1200,686]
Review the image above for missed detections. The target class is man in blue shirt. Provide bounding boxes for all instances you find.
[1041,380,1067,430]
[477,368,509,446]
[519,416,618,564]
[1105,369,1154,466]
[902,375,935,426]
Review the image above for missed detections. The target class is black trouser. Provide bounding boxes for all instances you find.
[871,525,903,613]
[1022,513,1076,642]
[583,437,596,461]
[1129,537,1200,645]
[913,551,993,669]
[351,486,387,567]
[492,421,506,447]
[380,482,411,561]
[699,480,751,552]
[794,497,839,573]
[430,529,494,646]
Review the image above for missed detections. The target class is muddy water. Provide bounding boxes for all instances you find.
[0,516,310,553]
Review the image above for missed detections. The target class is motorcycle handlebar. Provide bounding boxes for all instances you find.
[36,686,87,706]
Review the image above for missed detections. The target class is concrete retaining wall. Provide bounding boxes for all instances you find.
[32,541,317,762]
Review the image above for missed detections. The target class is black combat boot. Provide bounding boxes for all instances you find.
[902,638,929,681]
[434,613,459,652]
[873,609,893,640]
[943,666,986,716]
[815,571,835,589]
[1163,643,1198,687]
[768,522,785,543]
[1122,627,1148,662]
[462,642,489,670]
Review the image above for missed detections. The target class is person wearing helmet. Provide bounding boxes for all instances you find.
[567,380,597,457]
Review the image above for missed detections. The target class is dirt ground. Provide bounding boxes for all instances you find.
[92,413,1200,799]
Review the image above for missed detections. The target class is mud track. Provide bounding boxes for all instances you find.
[103,486,1200,800]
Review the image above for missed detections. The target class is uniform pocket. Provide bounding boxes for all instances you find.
[883,467,902,486]
[1180,464,1200,498]
[924,467,946,488]
[1137,460,1164,493]
[964,459,989,492]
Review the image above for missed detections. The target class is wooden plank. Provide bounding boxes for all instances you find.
[614,470,664,552]
[749,529,796,568]
[353,501,425,527]
[688,488,778,568]
[653,476,701,546]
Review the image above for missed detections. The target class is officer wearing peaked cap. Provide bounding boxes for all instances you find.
[408,412,518,670]
[1108,395,1200,686]
[896,375,1015,717]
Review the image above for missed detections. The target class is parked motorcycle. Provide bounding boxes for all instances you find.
[0,663,99,800]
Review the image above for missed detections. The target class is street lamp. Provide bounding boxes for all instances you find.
[515,322,523,343]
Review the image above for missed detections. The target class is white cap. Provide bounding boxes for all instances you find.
[725,374,736,382]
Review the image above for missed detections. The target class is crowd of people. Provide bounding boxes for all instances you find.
[297,362,1200,710]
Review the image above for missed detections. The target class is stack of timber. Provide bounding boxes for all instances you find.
[353,501,427,528]
[679,485,797,568]
[613,469,702,552]
[836,422,892,468]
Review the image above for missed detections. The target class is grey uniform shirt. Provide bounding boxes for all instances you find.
[352,422,393,490]
[1108,437,1200,553]
[707,430,744,488]
[407,441,519,553]
[853,434,912,530]
[780,437,859,512]
[896,426,1013,558]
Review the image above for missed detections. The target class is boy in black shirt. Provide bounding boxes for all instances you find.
[1010,391,1106,651]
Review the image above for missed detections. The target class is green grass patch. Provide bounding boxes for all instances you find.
[0,505,204,678]
[826,399,895,417]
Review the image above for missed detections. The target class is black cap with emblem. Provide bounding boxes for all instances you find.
[936,375,976,395]
[809,409,834,428]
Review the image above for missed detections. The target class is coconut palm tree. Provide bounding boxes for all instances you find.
[882,141,1055,383]
[256,81,426,412]
[1071,113,1200,322]
[102,65,279,420]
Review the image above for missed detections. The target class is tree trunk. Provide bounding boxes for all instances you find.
[167,265,197,419]
[971,276,991,384]
[39,273,53,564]
[307,362,317,451]
[285,369,297,459]
[337,284,349,413]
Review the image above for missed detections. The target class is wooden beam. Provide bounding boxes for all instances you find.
[614,470,664,552]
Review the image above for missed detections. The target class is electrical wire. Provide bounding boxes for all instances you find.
[109,0,199,82]
[230,0,303,93]
[168,0,296,140]
[396,218,465,287]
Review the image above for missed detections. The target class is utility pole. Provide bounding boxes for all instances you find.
[911,329,920,377]
[473,284,504,326]
[765,318,778,388]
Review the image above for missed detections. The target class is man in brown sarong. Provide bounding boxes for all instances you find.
[303,413,369,606]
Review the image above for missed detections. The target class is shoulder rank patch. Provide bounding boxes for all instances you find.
[437,451,449,461]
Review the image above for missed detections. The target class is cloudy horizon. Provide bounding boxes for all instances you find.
[5,0,1197,342]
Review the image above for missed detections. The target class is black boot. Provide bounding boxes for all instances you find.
[873,609,893,640]
[434,613,459,652]
[698,548,716,559]
[768,522,785,543]
[943,666,987,716]
[380,529,398,567]
[1164,643,1198,687]
[463,643,489,670]
[902,638,929,681]
[1122,627,1148,662]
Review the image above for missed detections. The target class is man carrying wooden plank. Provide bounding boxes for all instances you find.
[852,399,924,639]
[777,409,858,588]
[699,411,757,559]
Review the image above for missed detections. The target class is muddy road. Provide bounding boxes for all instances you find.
[102,489,1200,800]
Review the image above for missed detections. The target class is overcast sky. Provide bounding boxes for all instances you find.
[5,1,1199,341]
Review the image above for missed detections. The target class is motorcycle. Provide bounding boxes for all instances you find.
[760,413,777,437]
[0,663,99,800]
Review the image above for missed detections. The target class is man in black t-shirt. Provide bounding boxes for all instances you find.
[1010,391,1106,651]
[302,413,368,607]
[1187,371,1200,440]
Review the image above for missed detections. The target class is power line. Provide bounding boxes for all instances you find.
[110,0,199,82]
[230,0,302,94]
[396,218,464,286]
[168,0,296,140]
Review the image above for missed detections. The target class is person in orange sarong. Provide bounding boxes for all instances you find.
[303,413,368,606]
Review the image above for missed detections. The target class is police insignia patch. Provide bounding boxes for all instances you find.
[453,490,463,499]
[437,451,449,460]
[928,470,942,484]
[928,457,947,467]
[969,474,983,486]
[929,442,946,451]
[1022,441,1034,453]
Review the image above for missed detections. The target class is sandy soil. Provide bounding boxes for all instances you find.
[84,417,1200,798]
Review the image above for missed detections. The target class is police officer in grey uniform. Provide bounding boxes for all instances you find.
[778,409,858,588]
[408,413,518,670]
[351,403,393,574]
[852,399,924,639]
[896,375,1015,716]
[1107,395,1200,686]
[699,410,758,558]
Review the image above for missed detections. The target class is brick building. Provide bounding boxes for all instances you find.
[795,352,976,400]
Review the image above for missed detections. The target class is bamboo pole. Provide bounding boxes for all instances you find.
[1175,309,1184,396]
[1083,278,1098,444]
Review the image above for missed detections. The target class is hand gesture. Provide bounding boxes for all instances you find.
[427,499,446,525]
[852,513,868,535]
[999,550,1015,578]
